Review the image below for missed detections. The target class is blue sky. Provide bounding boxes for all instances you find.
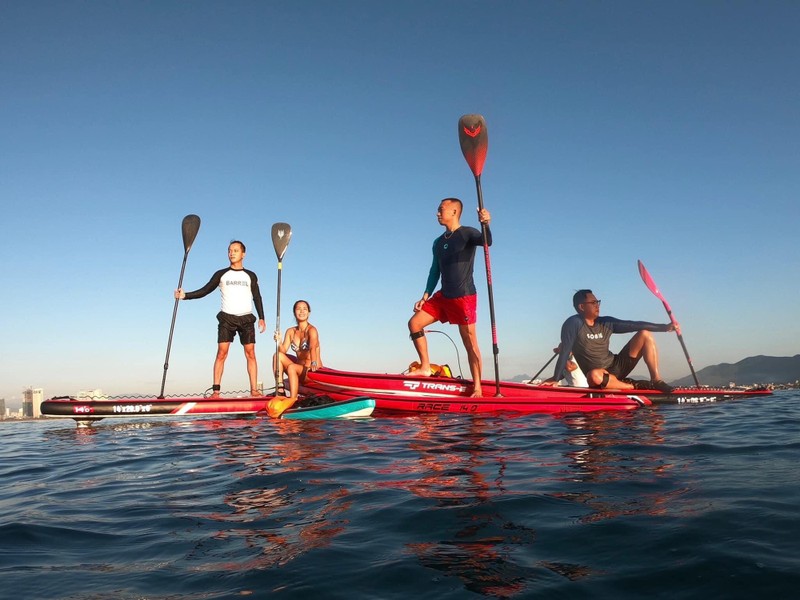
[2,1,798,404]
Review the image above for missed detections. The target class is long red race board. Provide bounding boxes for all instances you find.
[301,366,771,409]
[322,388,649,415]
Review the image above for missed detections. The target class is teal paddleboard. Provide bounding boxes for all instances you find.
[281,396,375,420]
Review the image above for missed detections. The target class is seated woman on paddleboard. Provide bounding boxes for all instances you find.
[267,300,322,417]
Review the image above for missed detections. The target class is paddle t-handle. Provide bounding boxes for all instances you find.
[637,259,700,387]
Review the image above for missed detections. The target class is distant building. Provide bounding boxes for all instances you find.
[0,398,6,418]
[32,388,44,418]
[21,388,45,418]
[22,388,34,418]
[78,389,108,400]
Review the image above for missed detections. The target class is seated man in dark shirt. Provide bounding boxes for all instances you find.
[541,289,676,393]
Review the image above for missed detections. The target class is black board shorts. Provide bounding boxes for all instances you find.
[217,312,257,345]
[607,345,640,379]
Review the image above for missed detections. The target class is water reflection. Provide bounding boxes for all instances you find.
[172,410,686,596]
[373,411,682,596]
[554,410,684,523]
[376,417,539,596]
[193,419,356,571]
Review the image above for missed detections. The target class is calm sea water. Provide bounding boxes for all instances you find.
[2,391,799,600]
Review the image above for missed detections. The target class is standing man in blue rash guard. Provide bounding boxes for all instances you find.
[175,240,266,397]
[408,197,491,397]
[541,289,676,393]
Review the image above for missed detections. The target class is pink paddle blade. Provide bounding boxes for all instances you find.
[638,260,675,321]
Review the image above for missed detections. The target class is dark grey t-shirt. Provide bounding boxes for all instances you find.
[552,315,670,379]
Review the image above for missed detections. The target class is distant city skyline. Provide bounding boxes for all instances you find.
[4,387,105,412]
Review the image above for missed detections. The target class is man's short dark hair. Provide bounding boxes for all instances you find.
[442,197,463,216]
[573,289,593,311]
[230,240,246,253]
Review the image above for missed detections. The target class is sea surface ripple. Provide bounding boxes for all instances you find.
[2,390,799,599]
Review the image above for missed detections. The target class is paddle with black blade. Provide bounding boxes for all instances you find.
[159,214,201,398]
[458,114,500,396]
[637,260,701,387]
[271,222,292,393]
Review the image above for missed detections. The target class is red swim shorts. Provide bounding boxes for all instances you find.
[421,292,477,325]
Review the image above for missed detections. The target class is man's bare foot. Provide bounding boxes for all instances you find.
[407,366,432,377]
[470,388,483,398]
[210,391,220,398]
[250,390,261,397]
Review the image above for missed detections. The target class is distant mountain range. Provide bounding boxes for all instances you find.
[511,355,800,387]
[669,355,800,387]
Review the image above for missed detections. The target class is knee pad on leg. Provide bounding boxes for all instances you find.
[409,330,425,341]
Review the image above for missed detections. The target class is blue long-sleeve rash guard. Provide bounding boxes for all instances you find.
[424,225,492,298]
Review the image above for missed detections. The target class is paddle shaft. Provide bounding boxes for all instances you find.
[659,298,700,386]
[530,351,558,382]
[159,250,190,398]
[274,259,283,392]
[473,173,501,396]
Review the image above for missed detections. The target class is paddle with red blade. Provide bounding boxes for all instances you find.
[637,260,700,386]
[159,214,201,398]
[458,114,500,396]
[271,223,292,393]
